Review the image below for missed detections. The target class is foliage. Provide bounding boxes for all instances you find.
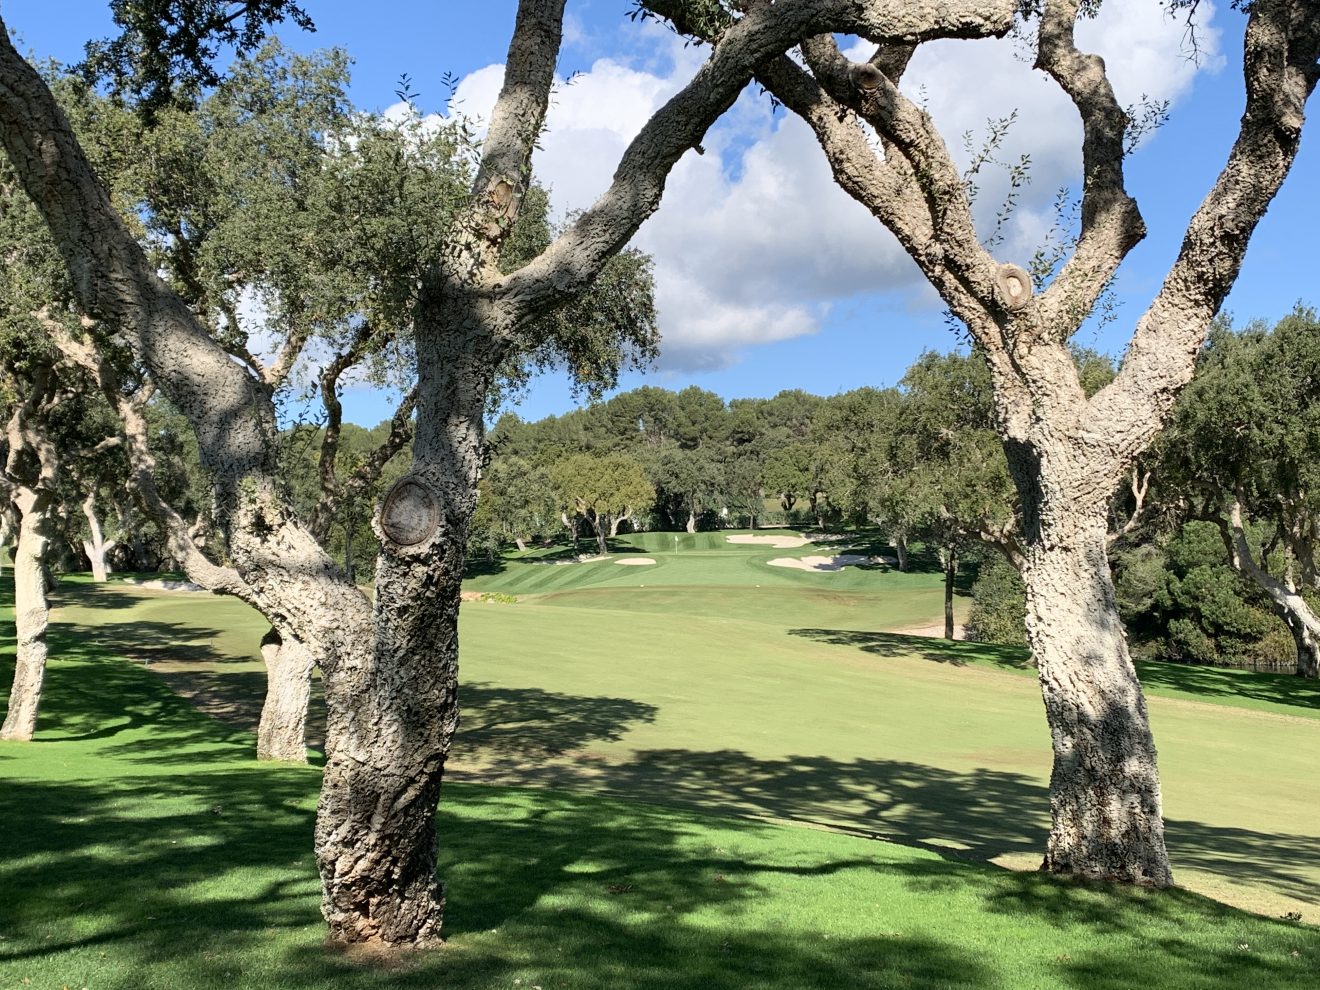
[550,452,655,548]
[1115,523,1295,670]
[81,0,314,113]
[967,553,1028,648]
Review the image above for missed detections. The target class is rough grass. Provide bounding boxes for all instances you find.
[2,582,1320,988]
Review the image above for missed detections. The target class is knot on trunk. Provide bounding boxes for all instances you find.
[996,263,1034,311]
[851,63,884,92]
[378,477,442,548]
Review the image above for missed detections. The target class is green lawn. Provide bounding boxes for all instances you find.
[3,538,1320,987]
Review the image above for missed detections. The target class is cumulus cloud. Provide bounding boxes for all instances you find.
[442,0,1221,372]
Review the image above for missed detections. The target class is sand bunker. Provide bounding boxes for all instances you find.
[528,554,610,565]
[767,554,878,573]
[615,557,656,566]
[122,577,207,593]
[892,620,969,641]
[727,534,812,549]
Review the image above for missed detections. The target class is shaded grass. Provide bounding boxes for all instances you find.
[37,572,1320,923]
[3,616,1320,988]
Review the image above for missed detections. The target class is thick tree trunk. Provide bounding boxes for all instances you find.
[514,536,527,552]
[313,305,503,947]
[594,520,609,555]
[1020,509,1171,886]
[685,508,697,533]
[1,490,53,741]
[256,627,314,763]
[1284,616,1320,678]
[894,534,909,572]
[943,548,957,640]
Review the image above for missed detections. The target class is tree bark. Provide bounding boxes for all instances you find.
[1216,498,1320,679]
[943,547,957,640]
[80,492,115,582]
[1,488,54,741]
[313,306,501,946]
[894,534,909,572]
[1019,500,1171,886]
[1284,616,1320,678]
[514,536,527,552]
[256,626,315,762]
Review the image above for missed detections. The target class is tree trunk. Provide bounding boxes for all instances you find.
[514,536,527,552]
[811,492,826,530]
[256,627,314,763]
[312,303,505,947]
[0,504,16,578]
[1284,615,1320,678]
[1020,508,1171,887]
[1216,499,1320,679]
[343,517,355,584]
[943,548,957,640]
[1,489,53,741]
[81,493,116,582]
[685,507,696,533]
[595,519,609,555]
[894,534,909,572]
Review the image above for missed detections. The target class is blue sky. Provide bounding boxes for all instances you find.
[5,1,1318,425]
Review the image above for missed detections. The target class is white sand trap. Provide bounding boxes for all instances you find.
[122,577,207,593]
[529,553,611,566]
[727,534,812,549]
[892,621,969,641]
[615,557,656,566]
[767,554,877,573]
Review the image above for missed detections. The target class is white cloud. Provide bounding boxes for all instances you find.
[444,0,1222,371]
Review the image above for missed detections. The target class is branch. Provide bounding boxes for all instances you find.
[1216,494,1320,639]
[1090,0,1320,464]
[45,318,257,604]
[502,0,1017,321]
[0,24,372,664]
[1107,463,1152,547]
[1033,0,1146,338]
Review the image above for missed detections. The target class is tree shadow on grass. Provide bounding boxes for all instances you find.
[1133,659,1320,714]
[789,627,1034,671]
[0,767,999,990]
[2,764,1314,990]
[50,580,177,613]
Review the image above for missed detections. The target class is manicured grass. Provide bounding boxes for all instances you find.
[3,599,1320,988]
[34,548,1320,925]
